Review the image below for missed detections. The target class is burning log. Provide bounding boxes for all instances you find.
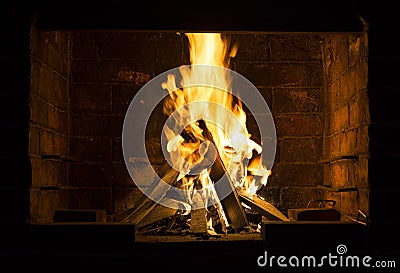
[189,192,208,234]
[198,119,249,230]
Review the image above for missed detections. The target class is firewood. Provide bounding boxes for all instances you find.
[197,120,249,230]
[190,192,208,234]
[120,165,180,223]
[136,201,178,229]
[239,194,289,221]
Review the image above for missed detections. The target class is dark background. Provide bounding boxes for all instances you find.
[0,0,399,271]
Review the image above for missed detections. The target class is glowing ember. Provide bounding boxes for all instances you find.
[161,33,271,214]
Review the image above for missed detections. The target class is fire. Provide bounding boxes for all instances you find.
[161,33,270,212]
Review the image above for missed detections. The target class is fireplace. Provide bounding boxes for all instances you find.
[5,1,400,269]
[28,22,370,239]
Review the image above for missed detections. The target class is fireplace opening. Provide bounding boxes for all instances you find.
[29,24,369,242]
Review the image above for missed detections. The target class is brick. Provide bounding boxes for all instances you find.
[54,74,69,110]
[145,137,165,165]
[324,160,351,189]
[332,104,349,133]
[344,69,357,101]
[71,59,153,84]
[257,87,273,108]
[47,32,71,77]
[235,62,314,87]
[112,137,123,162]
[329,136,341,158]
[114,187,143,214]
[31,157,68,187]
[70,83,112,113]
[67,187,113,214]
[279,187,324,212]
[349,34,366,70]
[355,157,369,189]
[38,63,55,102]
[323,34,349,83]
[270,33,322,61]
[112,84,139,114]
[349,99,361,128]
[268,162,323,187]
[308,63,324,87]
[30,188,60,223]
[71,114,124,137]
[72,31,99,59]
[280,137,322,163]
[48,44,67,76]
[70,137,112,162]
[274,114,323,137]
[145,102,167,139]
[359,91,370,125]
[233,34,271,62]
[153,33,184,75]
[98,32,156,60]
[327,80,342,111]
[356,125,369,154]
[69,163,112,186]
[273,88,322,113]
[47,107,68,134]
[339,191,359,217]
[30,97,48,126]
[40,130,68,156]
[338,129,357,155]
[111,162,135,186]
[355,51,368,91]
[29,126,40,156]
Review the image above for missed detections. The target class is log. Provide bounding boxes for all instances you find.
[239,194,289,221]
[198,120,249,230]
[190,192,208,234]
[136,201,178,229]
[119,165,180,223]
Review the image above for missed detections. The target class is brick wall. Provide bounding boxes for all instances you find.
[68,32,183,218]
[234,33,326,212]
[321,32,369,218]
[29,27,71,223]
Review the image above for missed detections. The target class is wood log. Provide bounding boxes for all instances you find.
[190,192,208,234]
[136,202,178,229]
[239,194,289,221]
[198,120,249,230]
[119,165,180,223]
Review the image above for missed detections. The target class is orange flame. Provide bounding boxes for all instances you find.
[162,33,270,205]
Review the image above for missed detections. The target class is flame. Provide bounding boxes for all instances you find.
[162,33,270,208]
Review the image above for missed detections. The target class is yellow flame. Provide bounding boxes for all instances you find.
[162,33,270,200]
